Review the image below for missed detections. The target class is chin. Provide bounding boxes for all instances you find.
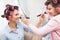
[49,14,53,16]
[15,19,19,23]
[15,21,18,22]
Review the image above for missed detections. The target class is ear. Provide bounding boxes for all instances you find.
[9,16,12,20]
[56,6,60,12]
[10,12,13,16]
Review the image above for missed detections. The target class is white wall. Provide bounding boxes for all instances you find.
[27,0,46,24]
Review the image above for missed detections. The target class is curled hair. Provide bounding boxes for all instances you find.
[3,4,19,20]
[45,0,60,7]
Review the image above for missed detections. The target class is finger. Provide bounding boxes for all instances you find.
[40,13,45,18]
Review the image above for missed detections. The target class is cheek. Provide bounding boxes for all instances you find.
[48,10,54,16]
[50,9,55,14]
[12,16,19,22]
[11,16,16,21]
[51,9,58,16]
[52,10,55,14]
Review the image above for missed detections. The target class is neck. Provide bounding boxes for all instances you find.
[9,21,17,29]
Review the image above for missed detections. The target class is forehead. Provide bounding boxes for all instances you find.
[13,10,19,14]
[47,4,54,8]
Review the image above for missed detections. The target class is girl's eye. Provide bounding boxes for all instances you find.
[48,8,51,10]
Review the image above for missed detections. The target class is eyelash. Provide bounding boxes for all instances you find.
[16,14,19,16]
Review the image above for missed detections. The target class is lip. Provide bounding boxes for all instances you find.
[16,18,19,20]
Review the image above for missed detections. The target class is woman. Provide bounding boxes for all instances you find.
[0,4,32,40]
[23,0,60,40]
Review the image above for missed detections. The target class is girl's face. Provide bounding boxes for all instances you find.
[10,10,20,23]
[47,4,58,16]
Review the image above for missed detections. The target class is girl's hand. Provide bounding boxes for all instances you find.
[21,17,30,26]
[38,13,45,23]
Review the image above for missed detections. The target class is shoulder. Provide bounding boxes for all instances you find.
[17,21,27,26]
[46,15,60,26]
[17,22,24,26]
[17,22,25,29]
[52,15,60,23]
[47,15,60,26]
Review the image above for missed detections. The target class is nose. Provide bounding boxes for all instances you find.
[46,10,49,13]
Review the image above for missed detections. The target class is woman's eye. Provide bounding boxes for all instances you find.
[15,14,19,16]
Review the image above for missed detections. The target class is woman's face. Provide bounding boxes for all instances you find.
[10,9,20,23]
[47,4,58,16]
